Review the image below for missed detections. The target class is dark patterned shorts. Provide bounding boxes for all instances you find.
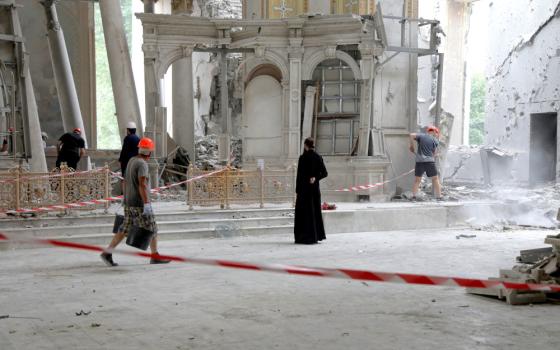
[119,206,158,236]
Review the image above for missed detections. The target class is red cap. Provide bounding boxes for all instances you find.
[427,126,440,136]
[73,128,82,134]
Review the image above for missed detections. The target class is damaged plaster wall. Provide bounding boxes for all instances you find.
[485,0,560,183]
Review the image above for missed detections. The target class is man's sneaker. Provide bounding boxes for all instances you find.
[436,197,445,202]
[100,252,118,267]
[410,196,417,202]
[150,255,171,264]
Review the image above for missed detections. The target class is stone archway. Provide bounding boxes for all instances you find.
[242,75,283,162]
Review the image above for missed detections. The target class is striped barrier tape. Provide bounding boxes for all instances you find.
[333,169,415,192]
[2,168,227,214]
[0,232,558,293]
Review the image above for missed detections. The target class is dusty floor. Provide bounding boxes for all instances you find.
[1,228,559,350]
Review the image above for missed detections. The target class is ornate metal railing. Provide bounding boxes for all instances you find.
[0,165,110,212]
[187,166,297,209]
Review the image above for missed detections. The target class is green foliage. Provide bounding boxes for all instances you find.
[469,74,486,145]
[95,0,133,149]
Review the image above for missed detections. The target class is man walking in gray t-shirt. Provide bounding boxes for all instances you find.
[100,137,170,266]
[409,126,443,201]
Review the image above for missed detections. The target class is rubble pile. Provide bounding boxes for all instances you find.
[195,135,242,170]
[468,235,560,305]
[448,183,560,230]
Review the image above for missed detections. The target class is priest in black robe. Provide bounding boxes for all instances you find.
[294,137,328,244]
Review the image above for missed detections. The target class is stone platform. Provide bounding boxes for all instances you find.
[0,201,504,249]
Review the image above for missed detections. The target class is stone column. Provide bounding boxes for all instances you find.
[281,79,290,157]
[143,57,161,188]
[43,1,87,144]
[287,47,303,160]
[171,0,195,161]
[301,85,317,145]
[23,71,48,172]
[218,50,231,162]
[358,43,386,157]
[99,0,143,137]
[12,9,47,172]
[141,1,162,188]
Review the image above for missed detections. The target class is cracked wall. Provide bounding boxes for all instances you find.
[485,0,560,183]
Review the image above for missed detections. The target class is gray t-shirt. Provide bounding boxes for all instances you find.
[124,156,150,207]
[415,133,439,163]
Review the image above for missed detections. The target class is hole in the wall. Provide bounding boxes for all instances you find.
[530,112,558,185]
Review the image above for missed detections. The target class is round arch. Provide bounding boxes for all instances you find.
[302,49,362,81]
[237,50,289,84]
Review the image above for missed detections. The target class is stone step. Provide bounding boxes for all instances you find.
[1,225,294,249]
[1,216,294,237]
[0,207,295,229]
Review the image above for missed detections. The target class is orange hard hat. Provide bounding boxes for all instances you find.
[138,137,155,151]
[73,128,82,134]
[427,126,440,135]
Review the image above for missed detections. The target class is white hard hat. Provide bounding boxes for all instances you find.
[126,121,137,129]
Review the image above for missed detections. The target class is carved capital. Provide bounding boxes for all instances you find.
[287,47,304,60]
[181,46,194,57]
[142,44,158,59]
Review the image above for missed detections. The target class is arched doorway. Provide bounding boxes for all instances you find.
[312,58,360,155]
[242,75,283,162]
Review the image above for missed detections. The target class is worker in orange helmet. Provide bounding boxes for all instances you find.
[101,137,170,266]
[408,125,443,201]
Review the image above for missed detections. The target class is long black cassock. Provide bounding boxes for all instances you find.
[294,149,328,244]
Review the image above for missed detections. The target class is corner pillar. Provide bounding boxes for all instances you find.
[288,47,303,160]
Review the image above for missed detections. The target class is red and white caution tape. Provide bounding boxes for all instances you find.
[1,232,558,293]
[333,169,415,192]
[2,168,227,214]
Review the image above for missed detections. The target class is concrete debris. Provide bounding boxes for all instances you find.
[468,235,560,305]
[195,135,241,169]
[445,183,560,230]
[456,234,476,239]
[75,310,91,316]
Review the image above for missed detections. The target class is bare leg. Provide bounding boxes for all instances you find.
[412,176,422,197]
[105,232,126,252]
[432,176,442,198]
[150,235,159,254]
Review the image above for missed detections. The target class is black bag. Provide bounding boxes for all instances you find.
[112,214,124,234]
[126,225,155,251]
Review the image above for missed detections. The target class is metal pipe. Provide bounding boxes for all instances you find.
[435,53,444,128]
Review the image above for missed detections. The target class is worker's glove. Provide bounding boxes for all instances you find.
[142,203,153,216]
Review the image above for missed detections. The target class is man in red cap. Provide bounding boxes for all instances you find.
[409,126,443,201]
[101,137,170,266]
[56,128,86,170]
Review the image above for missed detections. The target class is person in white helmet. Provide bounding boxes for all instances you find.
[118,121,140,176]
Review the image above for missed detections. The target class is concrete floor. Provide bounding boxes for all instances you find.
[1,228,559,350]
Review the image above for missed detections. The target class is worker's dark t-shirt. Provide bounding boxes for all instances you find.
[119,134,140,174]
[415,133,438,163]
[59,132,85,155]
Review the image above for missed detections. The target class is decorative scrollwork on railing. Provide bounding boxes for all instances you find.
[0,164,110,212]
[187,166,297,209]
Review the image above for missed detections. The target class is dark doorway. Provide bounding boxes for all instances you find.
[530,113,558,185]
